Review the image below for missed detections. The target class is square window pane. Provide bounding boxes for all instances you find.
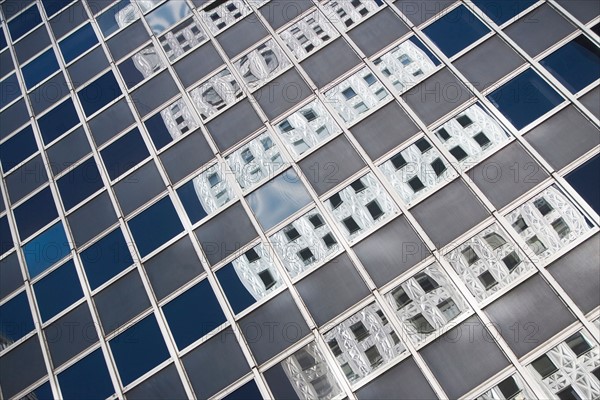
[100,128,149,180]
[34,260,83,322]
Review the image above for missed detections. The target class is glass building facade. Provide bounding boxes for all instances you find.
[0,0,599,399]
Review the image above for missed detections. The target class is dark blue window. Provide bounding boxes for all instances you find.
[96,0,136,37]
[540,36,600,94]
[487,69,563,130]
[0,215,13,256]
[110,314,170,386]
[0,27,7,50]
[566,155,599,214]
[473,0,536,25]
[80,228,133,290]
[223,380,262,400]
[58,349,114,400]
[0,126,39,173]
[14,187,58,240]
[8,5,42,41]
[0,125,38,172]
[34,259,83,322]
[23,222,70,278]
[216,263,259,314]
[177,178,209,224]
[145,111,174,150]
[22,48,60,89]
[77,71,122,117]
[118,57,147,89]
[423,5,490,58]
[0,291,34,343]
[59,23,98,64]
[57,157,103,211]
[100,128,149,180]
[163,279,226,349]
[128,196,183,257]
[22,382,54,400]
[37,98,81,144]
[42,0,72,17]
[1,73,21,109]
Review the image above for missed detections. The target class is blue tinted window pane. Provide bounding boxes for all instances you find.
[100,128,149,180]
[473,0,536,25]
[8,5,42,41]
[177,179,208,224]
[128,196,183,257]
[0,291,34,343]
[163,279,226,349]
[423,5,490,58]
[0,125,37,172]
[22,48,59,89]
[59,23,98,64]
[0,73,21,109]
[223,380,262,400]
[216,263,258,314]
[487,69,563,130]
[0,27,7,50]
[57,157,103,211]
[0,216,13,255]
[23,381,54,400]
[144,112,173,150]
[58,349,114,400]
[37,98,81,144]
[96,0,137,37]
[146,1,191,35]
[110,314,170,386]
[42,0,71,17]
[118,57,146,89]
[34,259,83,322]
[80,228,133,290]
[540,36,600,94]
[246,169,312,230]
[566,155,600,214]
[14,187,58,240]
[77,71,122,117]
[409,36,441,66]
[23,222,70,278]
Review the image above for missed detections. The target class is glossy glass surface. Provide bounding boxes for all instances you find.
[34,259,83,322]
[23,222,70,278]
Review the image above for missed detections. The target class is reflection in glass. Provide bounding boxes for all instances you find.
[190,69,243,120]
[23,222,71,278]
[234,39,291,90]
[97,0,140,37]
[159,17,207,62]
[280,10,338,61]
[145,1,192,35]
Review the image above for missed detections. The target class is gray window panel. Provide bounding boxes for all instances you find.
[555,0,600,24]
[88,99,135,146]
[174,42,223,88]
[393,0,456,25]
[130,70,179,117]
[67,46,110,89]
[46,127,91,175]
[0,252,23,301]
[45,302,98,367]
[356,357,437,400]
[14,25,50,64]
[547,234,600,314]
[183,327,249,399]
[194,202,257,266]
[255,68,311,120]
[454,36,525,91]
[300,38,361,89]
[296,253,370,326]
[347,8,410,57]
[191,0,209,8]
[238,290,310,364]
[504,4,576,58]
[114,161,166,216]
[0,99,29,141]
[143,236,204,300]
[106,20,149,61]
[353,216,429,287]
[298,135,366,196]
[1,0,34,20]
[263,363,300,399]
[159,132,214,184]
[420,315,510,399]
[50,1,88,39]
[260,0,314,30]
[217,15,269,58]
[94,270,151,335]
[349,101,420,160]
[579,86,599,118]
[0,50,14,79]
[471,142,548,209]
[411,179,489,247]
[5,155,48,203]
[126,364,187,400]
[402,68,473,127]
[29,72,70,115]
[206,99,263,152]
[0,335,47,399]
[67,191,118,247]
[525,105,600,170]
[485,274,576,358]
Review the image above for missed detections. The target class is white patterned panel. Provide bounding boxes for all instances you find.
[158,98,199,141]
[476,374,534,400]
[192,164,236,215]
[189,69,244,120]
[279,10,338,61]
[200,0,252,34]
[322,0,384,32]
[234,39,292,90]
[114,2,140,29]
[231,243,283,301]
[159,16,207,61]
